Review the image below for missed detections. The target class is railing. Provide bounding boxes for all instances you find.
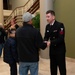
[4,0,38,27]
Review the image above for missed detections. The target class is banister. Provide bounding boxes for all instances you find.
[4,0,39,29]
[4,0,34,25]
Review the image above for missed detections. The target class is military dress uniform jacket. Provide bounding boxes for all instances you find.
[44,20,66,55]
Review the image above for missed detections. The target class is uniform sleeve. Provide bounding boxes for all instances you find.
[51,23,65,45]
[44,25,50,41]
[35,31,47,50]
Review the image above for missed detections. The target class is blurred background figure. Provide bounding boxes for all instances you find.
[10,18,19,29]
[3,27,18,75]
[0,23,6,57]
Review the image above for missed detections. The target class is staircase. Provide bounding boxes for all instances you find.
[4,0,39,29]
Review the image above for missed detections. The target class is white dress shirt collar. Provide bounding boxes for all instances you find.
[50,20,55,26]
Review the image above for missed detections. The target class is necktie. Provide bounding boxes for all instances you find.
[50,25,53,28]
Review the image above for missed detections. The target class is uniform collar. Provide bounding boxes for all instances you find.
[23,22,33,28]
[50,20,55,26]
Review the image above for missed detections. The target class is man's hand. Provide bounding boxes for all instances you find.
[47,41,50,47]
[44,41,50,47]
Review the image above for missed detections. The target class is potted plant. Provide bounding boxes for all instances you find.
[32,12,40,30]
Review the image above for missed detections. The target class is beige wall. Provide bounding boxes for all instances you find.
[54,0,75,58]
[0,0,3,24]
[3,10,12,16]
[11,0,28,9]
[40,0,53,59]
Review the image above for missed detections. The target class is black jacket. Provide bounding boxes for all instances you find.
[0,28,6,44]
[15,24,19,29]
[16,23,47,62]
[3,37,18,64]
[44,21,66,55]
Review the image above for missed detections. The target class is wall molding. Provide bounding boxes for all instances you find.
[66,57,75,62]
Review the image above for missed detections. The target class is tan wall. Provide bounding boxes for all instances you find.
[0,0,3,24]
[11,0,28,9]
[3,10,12,16]
[54,0,75,58]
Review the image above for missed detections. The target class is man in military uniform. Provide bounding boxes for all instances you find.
[44,10,66,75]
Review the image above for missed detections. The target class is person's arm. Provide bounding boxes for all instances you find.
[1,28,7,41]
[51,23,65,45]
[35,31,47,50]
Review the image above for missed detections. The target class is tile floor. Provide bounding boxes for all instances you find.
[0,57,75,75]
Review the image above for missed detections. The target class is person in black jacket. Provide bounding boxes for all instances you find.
[16,12,49,75]
[44,10,66,75]
[3,27,18,75]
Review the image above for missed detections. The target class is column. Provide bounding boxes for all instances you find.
[0,0,3,25]
[40,0,54,59]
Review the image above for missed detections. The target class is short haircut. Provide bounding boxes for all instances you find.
[46,10,55,16]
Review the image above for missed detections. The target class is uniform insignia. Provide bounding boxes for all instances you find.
[60,28,64,34]
[61,28,63,31]
[47,30,49,32]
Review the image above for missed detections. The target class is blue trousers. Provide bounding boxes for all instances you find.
[19,62,38,75]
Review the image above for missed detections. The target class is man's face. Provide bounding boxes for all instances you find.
[46,13,55,23]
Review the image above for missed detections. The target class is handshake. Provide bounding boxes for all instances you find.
[44,41,50,47]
